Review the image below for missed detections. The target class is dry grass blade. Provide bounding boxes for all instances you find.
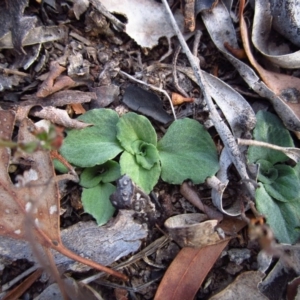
[0,110,127,281]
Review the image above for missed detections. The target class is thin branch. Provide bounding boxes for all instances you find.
[237,138,300,163]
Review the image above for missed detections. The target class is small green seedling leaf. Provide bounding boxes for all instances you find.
[157,118,219,184]
[248,111,294,165]
[256,185,292,244]
[81,183,116,226]
[119,151,161,193]
[80,161,121,188]
[257,159,278,184]
[53,158,69,174]
[263,164,300,202]
[60,109,123,167]
[117,112,157,154]
[132,140,160,170]
[256,185,300,244]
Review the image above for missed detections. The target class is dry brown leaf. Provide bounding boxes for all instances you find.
[29,106,91,129]
[209,271,267,300]
[0,110,127,281]
[239,0,300,121]
[154,217,246,300]
[36,61,76,98]
[164,214,222,248]
[70,103,86,114]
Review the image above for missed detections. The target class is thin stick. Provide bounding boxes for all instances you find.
[172,46,189,98]
[161,0,255,198]
[237,138,300,163]
[119,70,177,120]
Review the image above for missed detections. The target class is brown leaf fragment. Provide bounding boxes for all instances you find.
[29,107,92,129]
[164,214,222,248]
[209,271,267,300]
[239,0,300,123]
[36,61,75,98]
[0,110,127,281]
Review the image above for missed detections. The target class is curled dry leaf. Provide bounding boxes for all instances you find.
[201,1,300,132]
[30,107,92,129]
[210,149,242,216]
[36,61,76,98]
[252,0,300,68]
[0,110,127,281]
[164,213,222,248]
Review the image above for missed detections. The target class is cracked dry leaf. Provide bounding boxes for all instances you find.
[0,110,127,280]
[100,0,184,48]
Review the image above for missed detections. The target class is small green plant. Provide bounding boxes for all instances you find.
[247,110,300,244]
[60,109,219,225]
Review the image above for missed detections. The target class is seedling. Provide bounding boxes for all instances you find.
[246,111,300,244]
[60,108,219,225]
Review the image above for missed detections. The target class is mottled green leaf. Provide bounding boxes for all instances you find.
[248,111,294,165]
[81,183,116,226]
[119,151,161,193]
[60,109,122,167]
[116,112,157,154]
[80,161,121,188]
[256,185,292,244]
[264,165,300,202]
[157,118,219,184]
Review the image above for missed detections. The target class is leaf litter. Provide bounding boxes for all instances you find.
[1,0,300,298]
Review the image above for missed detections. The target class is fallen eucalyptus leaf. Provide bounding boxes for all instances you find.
[154,217,246,300]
